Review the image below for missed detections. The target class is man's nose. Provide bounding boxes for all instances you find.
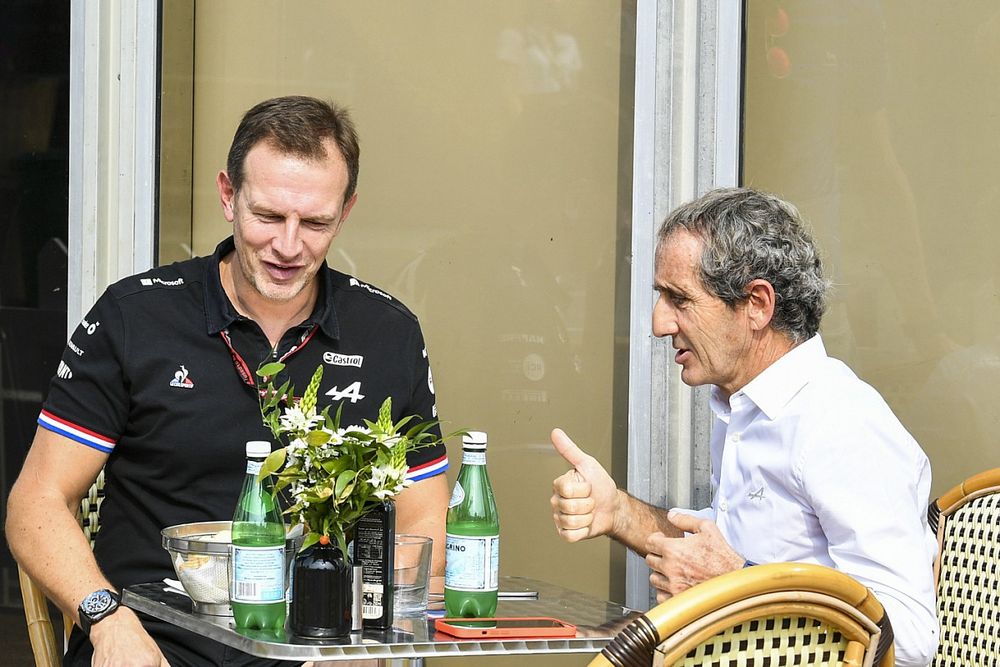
[272,218,303,258]
[652,297,677,338]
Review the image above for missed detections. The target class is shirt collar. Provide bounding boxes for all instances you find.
[709,334,827,421]
[203,236,340,339]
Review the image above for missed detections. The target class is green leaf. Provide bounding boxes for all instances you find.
[335,470,357,498]
[322,458,349,476]
[259,448,286,478]
[306,430,331,446]
[257,362,285,378]
[300,531,321,552]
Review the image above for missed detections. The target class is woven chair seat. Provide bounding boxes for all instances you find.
[930,468,1000,667]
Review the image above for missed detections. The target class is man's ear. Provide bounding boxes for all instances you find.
[745,279,776,331]
[217,170,237,223]
[333,192,359,237]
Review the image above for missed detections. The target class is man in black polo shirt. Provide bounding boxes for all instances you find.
[7,96,450,666]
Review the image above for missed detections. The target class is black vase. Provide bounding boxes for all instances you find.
[290,542,352,638]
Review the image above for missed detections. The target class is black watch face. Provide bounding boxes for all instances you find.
[82,590,114,615]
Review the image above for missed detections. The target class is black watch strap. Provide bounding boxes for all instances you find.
[78,589,121,635]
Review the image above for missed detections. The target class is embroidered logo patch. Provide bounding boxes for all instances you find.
[169,365,194,389]
[323,352,364,368]
[140,276,184,287]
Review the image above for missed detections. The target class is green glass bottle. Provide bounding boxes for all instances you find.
[445,431,500,618]
[230,440,287,631]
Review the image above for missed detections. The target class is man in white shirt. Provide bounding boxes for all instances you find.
[550,187,938,666]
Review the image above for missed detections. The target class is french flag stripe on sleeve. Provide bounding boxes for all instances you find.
[38,410,116,453]
[406,454,449,482]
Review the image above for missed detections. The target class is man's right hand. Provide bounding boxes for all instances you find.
[549,428,622,542]
[89,608,171,667]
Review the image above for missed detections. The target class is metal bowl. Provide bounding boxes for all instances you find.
[161,520,300,616]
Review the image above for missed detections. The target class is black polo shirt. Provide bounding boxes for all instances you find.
[39,237,447,661]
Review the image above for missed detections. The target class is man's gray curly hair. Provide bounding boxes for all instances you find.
[656,187,830,342]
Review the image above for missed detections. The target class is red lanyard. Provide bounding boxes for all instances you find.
[219,325,318,389]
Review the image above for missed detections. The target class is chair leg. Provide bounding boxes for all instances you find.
[17,565,61,667]
[843,640,864,667]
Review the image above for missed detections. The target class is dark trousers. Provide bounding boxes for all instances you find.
[65,612,303,667]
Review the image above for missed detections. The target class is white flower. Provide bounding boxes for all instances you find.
[279,405,324,434]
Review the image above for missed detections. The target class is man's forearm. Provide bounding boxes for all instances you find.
[395,473,449,575]
[609,490,683,555]
[7,483,113,625]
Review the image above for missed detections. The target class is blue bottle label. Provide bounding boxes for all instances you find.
[230,545,285,603]
[445,534,499,591]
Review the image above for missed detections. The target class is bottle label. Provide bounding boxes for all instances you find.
[354,513,390,620]
[461,451,487,466]
[230,545,285,603]
[245,460,263,475]
[444,534,499,591]
[448,481,466,508]
[361,582,385,619]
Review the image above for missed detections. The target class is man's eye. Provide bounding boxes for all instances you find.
[258,214,282,223]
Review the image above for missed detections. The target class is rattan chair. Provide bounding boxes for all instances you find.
[590,562,894,667]
[927,467,1000,666]
[19,471,105,667]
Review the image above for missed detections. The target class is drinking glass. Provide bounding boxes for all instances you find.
[394,534,432,615]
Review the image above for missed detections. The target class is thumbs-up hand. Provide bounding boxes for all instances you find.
[549,428,622,542]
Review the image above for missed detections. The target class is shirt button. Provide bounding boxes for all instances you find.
[729,433,741,443]
[719,500,729,512]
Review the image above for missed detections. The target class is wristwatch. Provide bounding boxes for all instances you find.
[78,589,121,635]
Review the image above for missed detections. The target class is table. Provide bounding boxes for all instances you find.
[122,576,638,664]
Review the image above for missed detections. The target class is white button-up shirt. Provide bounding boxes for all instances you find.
[695,335,938,667]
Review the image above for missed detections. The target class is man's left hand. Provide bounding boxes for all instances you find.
[644,509,745,602]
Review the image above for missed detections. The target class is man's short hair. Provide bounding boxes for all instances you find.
[657,187,829,342]
[226,95,360,205]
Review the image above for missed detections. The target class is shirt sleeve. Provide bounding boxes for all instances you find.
[401,319,448,482]
[39,290,129,454]
[799,400,939,667]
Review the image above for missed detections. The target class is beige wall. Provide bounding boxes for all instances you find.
[743,1,1000,495]
[160,4,634,662]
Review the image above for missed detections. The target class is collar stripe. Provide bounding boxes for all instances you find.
[38,410,116,453]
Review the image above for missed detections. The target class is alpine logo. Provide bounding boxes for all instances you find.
[326,381,365,404]
[57,361,73,379]
[349,277,392,301]
[140,276,185,287]
[323,352,364,368]
[169,365,195,389]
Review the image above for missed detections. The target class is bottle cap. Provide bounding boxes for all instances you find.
[246,440,272,458]
[462,431,488,450]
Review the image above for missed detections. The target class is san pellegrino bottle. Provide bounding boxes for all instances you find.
[230,440,287,630]
[445,431,500,617]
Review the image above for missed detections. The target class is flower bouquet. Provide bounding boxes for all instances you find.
[255,362,441,560]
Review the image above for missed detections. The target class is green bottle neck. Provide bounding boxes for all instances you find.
[460,449,487,466]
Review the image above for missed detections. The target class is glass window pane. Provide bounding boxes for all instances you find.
[0,0,70,643]
[743,1,998,492]
[159,0,635,614]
